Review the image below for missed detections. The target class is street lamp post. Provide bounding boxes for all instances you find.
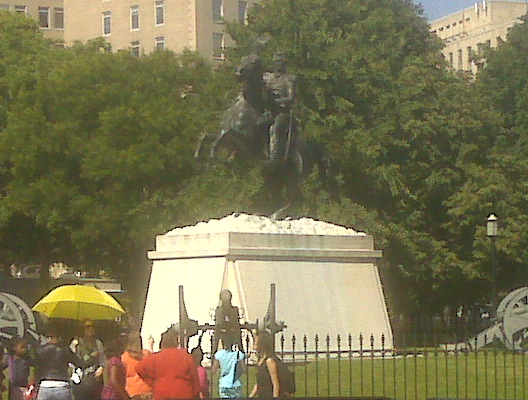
[487,214,499,319]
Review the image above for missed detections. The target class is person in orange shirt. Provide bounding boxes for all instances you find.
[121,334,153,400]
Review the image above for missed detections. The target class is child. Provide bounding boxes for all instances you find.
[211,337,245,398]
[6,337,30,400]
[190,346,209,399]
[100,338,129,400]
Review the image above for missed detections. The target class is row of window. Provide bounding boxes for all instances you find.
[432,17,471,34]
[103,1,164,36]
[102,0,246,36]
[128,33,223,58]
[0,4,64,28]
[129,36,165,56]
[447,39,493,71]
[213,0,247,24]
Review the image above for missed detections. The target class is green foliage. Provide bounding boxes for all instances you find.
[0,15,232,295]
[226,0,504,314]
[1,3,528,318]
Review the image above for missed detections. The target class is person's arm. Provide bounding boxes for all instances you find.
[197,366,210,398]
[211,358,219,375]
[109,363,130,400]
[277,76,296,108]
[238,360,247,375]
[249,382,258,398]
[94,339,106,377]
[147,336,155,353]
[266,357,280,398]
[186,354,201,398]
[136,354,155,387]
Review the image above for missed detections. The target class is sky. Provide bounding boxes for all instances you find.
[414,0,491,21]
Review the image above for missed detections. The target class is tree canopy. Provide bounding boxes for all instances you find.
[1,2,527,317]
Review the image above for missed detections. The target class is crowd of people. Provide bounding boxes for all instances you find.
[0,324,285,400]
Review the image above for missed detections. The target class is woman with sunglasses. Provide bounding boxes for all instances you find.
[71,319,106,400]
[35,321,90,400]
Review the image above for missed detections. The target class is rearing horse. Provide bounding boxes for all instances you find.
[195,54,269,161]
[194,55,337,215]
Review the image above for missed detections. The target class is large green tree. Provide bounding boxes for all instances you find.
[0,23,232,302]
[447,16,528,302]
[222,0,500,314]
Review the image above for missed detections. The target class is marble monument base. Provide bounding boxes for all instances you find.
[141,214,392,352]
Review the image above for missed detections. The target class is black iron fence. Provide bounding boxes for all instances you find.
[210,330,527,400]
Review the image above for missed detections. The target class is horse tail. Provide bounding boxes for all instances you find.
[313,142,340,203]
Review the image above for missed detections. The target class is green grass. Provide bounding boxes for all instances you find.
[4,352,527,400]
[210,352,528,400]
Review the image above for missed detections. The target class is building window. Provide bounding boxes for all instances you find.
[103,11,111,35]
[0,4,10,11]
[54,7,64,29]
[213,32,224,59]
[131,41,140,56]
[15,5,27,13]
[130,5,139,30]
[155,1,164,25]
[457,49,463,69]
[212,0,223,22]
[238,1,247,24]
[155,36,165,50]
[38,7,50,28]
[448,52,453,66]
[467,46,472,70]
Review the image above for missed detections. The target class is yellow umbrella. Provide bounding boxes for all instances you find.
[32,284,125,320]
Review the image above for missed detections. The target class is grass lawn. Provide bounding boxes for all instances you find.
[211,352,527,400]
[3,351,526,400]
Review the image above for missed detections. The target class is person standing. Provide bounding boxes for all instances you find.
[248,331,280,399]
[212,290,242,356]
[35,322,88,400]
[190,345,209,399]
[136,329,200,400]
[5,337,31,400]
[71,319,106,400]
[121,333,152,400]
[101,338,130,400]
[211,337,245,399]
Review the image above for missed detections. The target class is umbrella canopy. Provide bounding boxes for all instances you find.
[32,285,125,320]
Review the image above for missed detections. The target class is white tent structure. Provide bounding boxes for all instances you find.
[141,214,392,352]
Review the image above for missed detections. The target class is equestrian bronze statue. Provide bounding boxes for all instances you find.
[194,50,336,214]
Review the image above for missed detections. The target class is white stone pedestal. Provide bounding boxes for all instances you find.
[141,214,392,352]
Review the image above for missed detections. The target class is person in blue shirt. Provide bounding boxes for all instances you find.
[211,336,246,398]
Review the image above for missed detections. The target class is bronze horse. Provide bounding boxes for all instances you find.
[194,55,336,215]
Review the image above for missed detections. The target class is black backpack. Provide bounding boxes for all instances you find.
[277,359,296,395]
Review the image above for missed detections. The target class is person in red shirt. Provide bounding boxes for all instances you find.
[136,329,200,400]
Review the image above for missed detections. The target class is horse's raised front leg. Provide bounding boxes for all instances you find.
[209,129,229,159]
[194,132,215,160]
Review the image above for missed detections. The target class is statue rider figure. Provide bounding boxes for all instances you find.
[264,51,297,162]
[212,289,242,354]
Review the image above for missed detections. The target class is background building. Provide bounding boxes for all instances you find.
[1,0,256,59]
[430,1,528,73]
[0,0,64,42]
[63,0,256,58]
